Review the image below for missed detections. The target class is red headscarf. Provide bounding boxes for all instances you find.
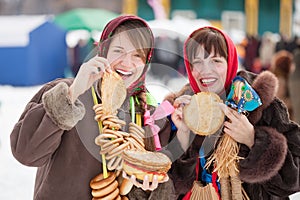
[183,26,238,94]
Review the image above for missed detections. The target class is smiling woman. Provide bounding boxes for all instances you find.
[10,15,175,200]
[106,31,147,88]
[164,26,300,200]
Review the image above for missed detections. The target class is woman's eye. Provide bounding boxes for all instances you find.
[113,49,123,53]
[192,60,202,65]
[213,59,223,63]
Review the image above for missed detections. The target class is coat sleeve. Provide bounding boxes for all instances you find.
[10,80,85,167]
[239,99,300,196]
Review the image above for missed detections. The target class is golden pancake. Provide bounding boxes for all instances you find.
[101,72,127,115]
[183,92,224,135]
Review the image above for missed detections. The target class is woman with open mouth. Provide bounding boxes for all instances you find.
[10,15,175,200]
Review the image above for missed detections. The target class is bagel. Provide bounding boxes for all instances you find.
[99,143,119,155]
[93,188,120,200]
[116,130,130,137]
[90,172,116,190]
[102,120,122,130]
[92,180,118,198]
[107,156,123,171]
[102,138,124,149]
[183,92,224,136]
[129,122,145,138]
[103,129,123,138]
[105,142,130,160]
[126,137,145,151]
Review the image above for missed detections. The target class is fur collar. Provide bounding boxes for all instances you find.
[164,70,279,125]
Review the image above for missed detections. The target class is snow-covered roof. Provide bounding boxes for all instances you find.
[0,15,49,47]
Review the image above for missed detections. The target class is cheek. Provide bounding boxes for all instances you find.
[217,65,227,83]
[191,68,200,79]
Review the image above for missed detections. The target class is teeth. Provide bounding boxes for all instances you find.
[116,69,133,76]
[201,78,215,84]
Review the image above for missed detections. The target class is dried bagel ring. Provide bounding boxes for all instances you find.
[102,121,122,130]
[130,134,144,147]
[129,122,145,135]
[93,187,119,200]
[103,129,123,138]
[126,137,145,151]
[102,138,124,149]
[95,134,118,146]
[106,142,130,160]
[116,130,130,137]
[100,114,119,122]
[90,172,116,190]
[100,143,119,155]
[107,117,126,126]
[94,105,104,115]
[107,156,123,171]
[128,125,145,139]
[92,180,118,198]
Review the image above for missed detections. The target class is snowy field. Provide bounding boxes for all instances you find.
[1,77,300,199]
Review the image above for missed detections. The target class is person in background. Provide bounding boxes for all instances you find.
[290,47,300,124]
[10,15,175,200]
[270,49,295,120]
[164,26,300,199]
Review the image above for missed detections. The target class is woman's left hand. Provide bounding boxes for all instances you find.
[122,171,168,191]
[218,103,255,148]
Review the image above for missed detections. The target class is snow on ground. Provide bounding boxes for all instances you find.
[0,84,41,200]
[1,80,300,200]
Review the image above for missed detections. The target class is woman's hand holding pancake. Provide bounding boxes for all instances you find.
[69,56,112,103]
[171,95,192,151]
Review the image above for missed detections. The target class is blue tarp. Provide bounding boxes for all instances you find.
[0,16,67,86]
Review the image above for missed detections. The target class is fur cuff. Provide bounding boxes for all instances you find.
[239,126,287,183]
[42,82,85,130]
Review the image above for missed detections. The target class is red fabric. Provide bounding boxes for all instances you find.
[182,190,192,200]
[183,26,238,94]
[212,171,221,200]
[182,159,200,200]
[98,15,154,62]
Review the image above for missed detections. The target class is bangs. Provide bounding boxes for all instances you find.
[186,27,228,63]
[114,21,152,63]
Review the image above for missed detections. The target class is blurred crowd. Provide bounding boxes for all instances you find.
[236,32,300,123]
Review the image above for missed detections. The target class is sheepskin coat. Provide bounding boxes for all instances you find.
[164,70,300,200]
[10,78,175,200]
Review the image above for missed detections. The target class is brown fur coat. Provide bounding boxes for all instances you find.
[164,70,300,200]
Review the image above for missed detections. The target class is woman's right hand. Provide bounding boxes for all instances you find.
[171,95,191,130]
[171,95,192,150]
[69,56,112,103]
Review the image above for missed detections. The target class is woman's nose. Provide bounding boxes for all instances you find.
[120,53,132,67]
[197,61,211,73]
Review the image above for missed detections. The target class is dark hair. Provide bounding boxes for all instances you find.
[111,20,153,63]
[272,50,294,79]
[186,27,228,67]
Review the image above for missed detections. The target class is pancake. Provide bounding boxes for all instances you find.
[183,92,224,135]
